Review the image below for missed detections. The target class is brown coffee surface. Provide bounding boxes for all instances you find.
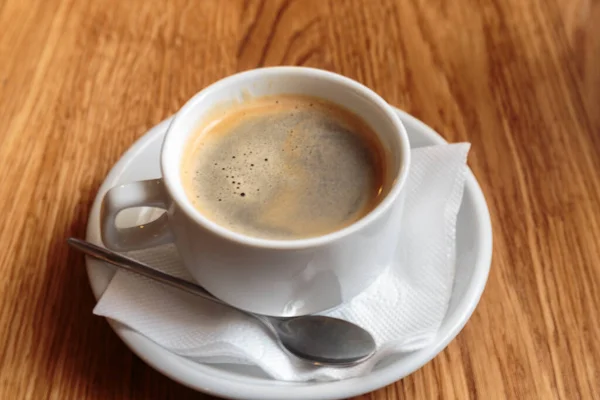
[181,95,386,240]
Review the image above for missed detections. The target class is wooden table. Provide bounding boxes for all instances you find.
[1,0,599,398]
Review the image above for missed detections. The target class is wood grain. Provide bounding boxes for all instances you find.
[1,0,599,398]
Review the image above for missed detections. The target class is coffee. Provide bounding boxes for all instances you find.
[181,95,387,240]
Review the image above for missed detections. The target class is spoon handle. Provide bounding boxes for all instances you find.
[67,238,228,307]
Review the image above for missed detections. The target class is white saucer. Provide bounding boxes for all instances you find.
[85,108,492,400]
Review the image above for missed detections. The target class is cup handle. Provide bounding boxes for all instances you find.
[100,179,173,251]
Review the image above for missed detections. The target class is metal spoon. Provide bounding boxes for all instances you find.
[67,238,376,366]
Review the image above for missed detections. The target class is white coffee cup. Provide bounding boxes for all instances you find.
[101,67,410,316]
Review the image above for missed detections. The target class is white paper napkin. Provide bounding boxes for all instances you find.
[94,143,470,382]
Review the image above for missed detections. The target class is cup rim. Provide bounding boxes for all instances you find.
[161,66,411,250]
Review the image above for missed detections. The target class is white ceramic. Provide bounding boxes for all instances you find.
[85,109,492,400]
[99,67,411,317]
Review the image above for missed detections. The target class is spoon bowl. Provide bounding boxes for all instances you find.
[272,316,376,365]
